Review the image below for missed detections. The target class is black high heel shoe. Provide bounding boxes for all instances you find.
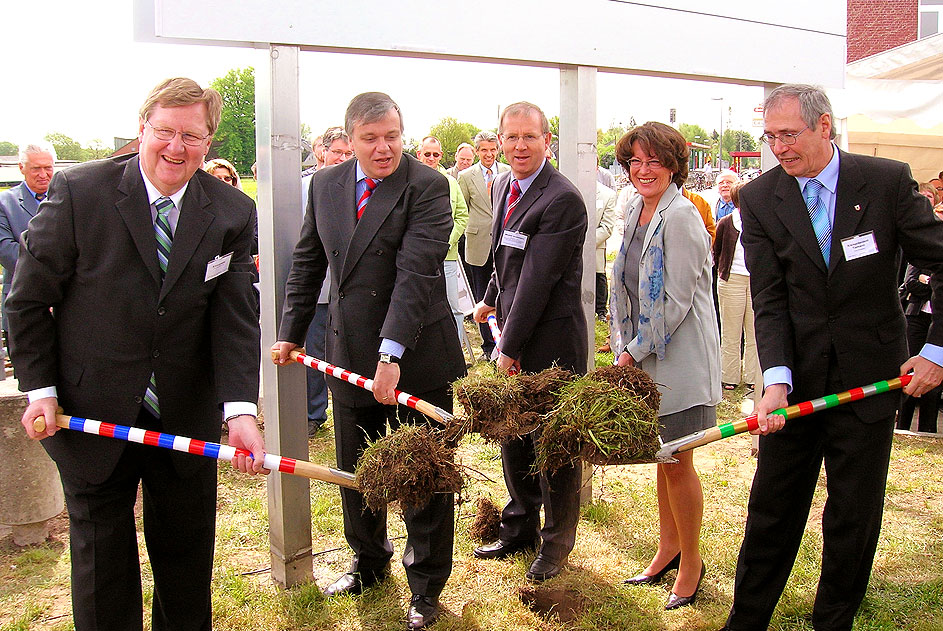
[665,561,706,610]
[623,551,681,585]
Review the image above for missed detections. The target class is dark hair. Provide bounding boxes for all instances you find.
[730,181,743,208]
[616,121,689,188]
[345,92,402,136]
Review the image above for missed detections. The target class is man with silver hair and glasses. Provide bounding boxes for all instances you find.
[10,77,266,631]
[718,84,943,631]
[0,142,57,367]
[273,92,464,630]
[459,129,509,359]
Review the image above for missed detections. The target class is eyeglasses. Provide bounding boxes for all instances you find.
[145,120,211,147]
[329,148,354,158]
[760,126,809,146]
[422,151,442,158]
[627,158,664,170]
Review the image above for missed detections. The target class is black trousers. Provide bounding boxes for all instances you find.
[467,254,496,355]
[59,408,217,631]
[497,430,581,562]
[595,272,608,319]
[727,359,895,631]
[332,386,454,598]
[898,312,941,433]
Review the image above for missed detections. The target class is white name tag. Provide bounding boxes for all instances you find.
[205,252,233,281]
[501,230,528,250]
[840,231,878,261]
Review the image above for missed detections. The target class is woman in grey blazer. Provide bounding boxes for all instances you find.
[610,122,721,610]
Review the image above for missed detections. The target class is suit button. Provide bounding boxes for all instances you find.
[157,307,166,316]
[333,329,338,335]
[134,395,143,404]
[152,350,160,358]
[339,291,345,299]
[332,250,339,257]
[371,290,377,297]
[375,249,383,255]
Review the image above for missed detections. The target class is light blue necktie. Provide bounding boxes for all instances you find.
[144,196,175,418]
[804,179,830,266]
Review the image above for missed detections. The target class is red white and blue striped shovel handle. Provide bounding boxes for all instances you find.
[486,314,518,375]
[654,374,912,462]
[278,349,455,424]
[34,414,358,489]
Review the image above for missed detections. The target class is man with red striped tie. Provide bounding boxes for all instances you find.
[272,92,464,630]
[472,101,588,583]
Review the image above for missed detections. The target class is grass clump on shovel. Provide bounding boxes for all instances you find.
[355,425,463,512]
[536,367,661,472]
[452,365,574,441]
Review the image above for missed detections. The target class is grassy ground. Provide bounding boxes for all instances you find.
[2,324,941,630]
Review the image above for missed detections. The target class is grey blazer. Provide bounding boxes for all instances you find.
[0,182,41,318]
[458,161,509,266]
[619,184,721,415]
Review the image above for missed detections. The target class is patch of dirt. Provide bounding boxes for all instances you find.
[518,584,588,622]
[589,364,661,414]
[468,496,500,543]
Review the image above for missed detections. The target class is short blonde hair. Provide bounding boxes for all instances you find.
[139,77,223,136]
[203,158,241,190]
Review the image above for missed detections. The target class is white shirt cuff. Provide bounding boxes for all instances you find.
[379,338,405,358]
[223,401,258,419]
[919,343,943,368]
[28,386,58,403]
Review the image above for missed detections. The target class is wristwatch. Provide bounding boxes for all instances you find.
[378,352,400,365]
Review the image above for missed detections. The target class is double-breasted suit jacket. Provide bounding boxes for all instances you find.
[459,161,510,267]
[279,153,465,404]
[7,154,261,484]
[0,181,41,324]
[484,162,588,373]
[741,150,943,420]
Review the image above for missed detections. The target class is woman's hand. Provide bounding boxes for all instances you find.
[617,351,634,367]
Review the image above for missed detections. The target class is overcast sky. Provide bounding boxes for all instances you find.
[3,1,764,150]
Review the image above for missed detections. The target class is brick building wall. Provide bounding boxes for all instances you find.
[847,0,918,63]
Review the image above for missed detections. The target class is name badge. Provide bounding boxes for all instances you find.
[205,252,233,281]
[840,231,878,261]
[501,230,528,250]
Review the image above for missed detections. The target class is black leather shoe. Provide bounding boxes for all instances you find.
[473,539,537,560]
[623,551,681,585]
[665,561,706,610]
[406,594,439,630]
[322,571,383,597]
[525,554,565,582]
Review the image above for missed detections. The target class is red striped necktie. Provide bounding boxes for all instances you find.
[357,178,378,220]
[503,179,522,226]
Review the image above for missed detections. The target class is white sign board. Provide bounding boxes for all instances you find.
[135,0,847,87]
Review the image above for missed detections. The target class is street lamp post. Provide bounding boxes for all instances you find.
[712,97,724,169]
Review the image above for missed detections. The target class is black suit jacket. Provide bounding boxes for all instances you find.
[483,162,588,373]
[740,149,943,421]
[278,154,464,406]
[7,154,261,483]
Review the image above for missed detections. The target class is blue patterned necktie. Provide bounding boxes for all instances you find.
[804,179,830,265]
[144,196,175,418]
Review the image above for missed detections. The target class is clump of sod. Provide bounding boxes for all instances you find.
[452,365,574,441]
[588,364,661,414]
[535,377,661,472]
[355,425,462,512]
[468,496,501,543]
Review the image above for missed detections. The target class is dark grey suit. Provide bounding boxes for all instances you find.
[278,153,465,598]
[0,181,41,332]
[728,149,943,630]
[7,154,261,630]
[483,161,588,562]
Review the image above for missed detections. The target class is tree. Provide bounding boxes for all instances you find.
[210,67,256,174]
[82,139,113,162]
[678,123,710,146]
[44,132,84,161]
[597,124,629,169]
[0,141,18,157]
[427,118,480,168]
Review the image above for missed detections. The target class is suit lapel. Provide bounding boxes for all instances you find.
[16,183,39,217]
[503,162,552,231]
[330,164,358,286]
[341,155,409,285]
[472,167,487,201]
[490,172,512,246]
[161,176,214,300]
[771,169,828,274]
[115,156,163,287]
[829,150,867,273]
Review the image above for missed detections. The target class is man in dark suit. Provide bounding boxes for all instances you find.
[472,101,588,582]
[10,78,266,631]
[272,92,465,630]
[720,84,943,631]
[0,142,56,360]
